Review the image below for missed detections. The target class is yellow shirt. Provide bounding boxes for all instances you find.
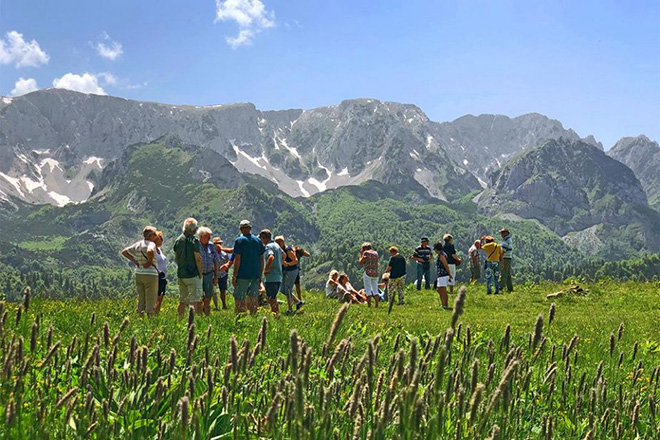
[482,242,502,262]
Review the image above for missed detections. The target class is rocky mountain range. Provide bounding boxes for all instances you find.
[478,139,660,254]
[1,88,658,259]
[1,89,608,207]
[609,135,660,211]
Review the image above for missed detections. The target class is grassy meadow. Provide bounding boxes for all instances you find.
[1,280,659,439]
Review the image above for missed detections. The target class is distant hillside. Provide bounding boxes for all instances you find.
[477,138,660,255]
[609,135,660,211]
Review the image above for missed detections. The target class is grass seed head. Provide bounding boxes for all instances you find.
[617,322,624,341]
[451,286,467,329]
[23,287,30,312]
[532,314,543,350]
[119,317,129,333]
[548,303,556,325]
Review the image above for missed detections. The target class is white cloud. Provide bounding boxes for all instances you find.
[215,0,275,48]
[96,72,118,85]
[52,73,107,95]
[10,77,39,96]
[94,32,123,60]
[0,31,50,68]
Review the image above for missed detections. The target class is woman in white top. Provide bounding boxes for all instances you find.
[153,230,168,313]
[325,270,340,299]
[121,226,159,316]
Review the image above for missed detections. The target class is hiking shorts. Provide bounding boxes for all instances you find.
[178,276,202,304]
[234,278,260,300]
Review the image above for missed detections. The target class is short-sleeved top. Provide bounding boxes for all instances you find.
[436,251,449,277]
[325,280,338,298]
[282,246,298,272]
[264,241,283,283]
[155,248,167,274]
[173,234,201,279]
[124,240,159,276]
[362,250,379,278]
[413,245,432,268]
[200,242,218,274]
[233,233,265,279]
[468,245,481,268]
[217,250,230,277]
[482,242,502,262]
[443,243,458,264]
[388,254,407,279]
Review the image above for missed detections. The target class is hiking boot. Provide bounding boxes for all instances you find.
[296,301,305,311]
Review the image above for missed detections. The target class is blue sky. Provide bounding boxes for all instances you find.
[1,0,658,148]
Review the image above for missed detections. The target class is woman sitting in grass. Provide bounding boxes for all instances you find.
[325,270,340,299]
[337,273,367,303]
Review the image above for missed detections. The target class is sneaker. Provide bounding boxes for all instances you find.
[487,291,492,295]
[442,305,450,310]
[296,301,305,311]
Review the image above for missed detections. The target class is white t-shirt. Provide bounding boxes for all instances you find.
[124,240,158,276]
[325,280,338,298]
[154,248,167,274]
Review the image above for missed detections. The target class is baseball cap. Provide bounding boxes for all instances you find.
[421,236,429,242]
[239,220,251,228]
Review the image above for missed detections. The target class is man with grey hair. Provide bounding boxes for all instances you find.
[231,220,265,314]
[198,226,219,316]
[173,218,203,317]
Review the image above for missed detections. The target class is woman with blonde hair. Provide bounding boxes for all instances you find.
[325,270,340,299]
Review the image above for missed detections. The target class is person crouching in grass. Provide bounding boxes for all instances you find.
[122,226,159,316]
[433,241,452,310]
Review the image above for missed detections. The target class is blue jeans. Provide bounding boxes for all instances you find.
[485,261,500,294]
[281,268,299,298]
[416,264,431,290]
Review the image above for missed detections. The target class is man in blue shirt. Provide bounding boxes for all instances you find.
[500,228,514,293]
[259,229,283,315]
[231,220,265,314]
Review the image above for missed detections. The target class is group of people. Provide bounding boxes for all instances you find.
[122,218,514,317]
[467,228,514,295]
[121,218,310,316]
[324,229,514,310]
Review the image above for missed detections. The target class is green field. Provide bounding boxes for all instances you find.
[1,281,659,439]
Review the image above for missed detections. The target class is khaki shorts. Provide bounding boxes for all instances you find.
[178,276,202,304]
[448,264,456,286]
